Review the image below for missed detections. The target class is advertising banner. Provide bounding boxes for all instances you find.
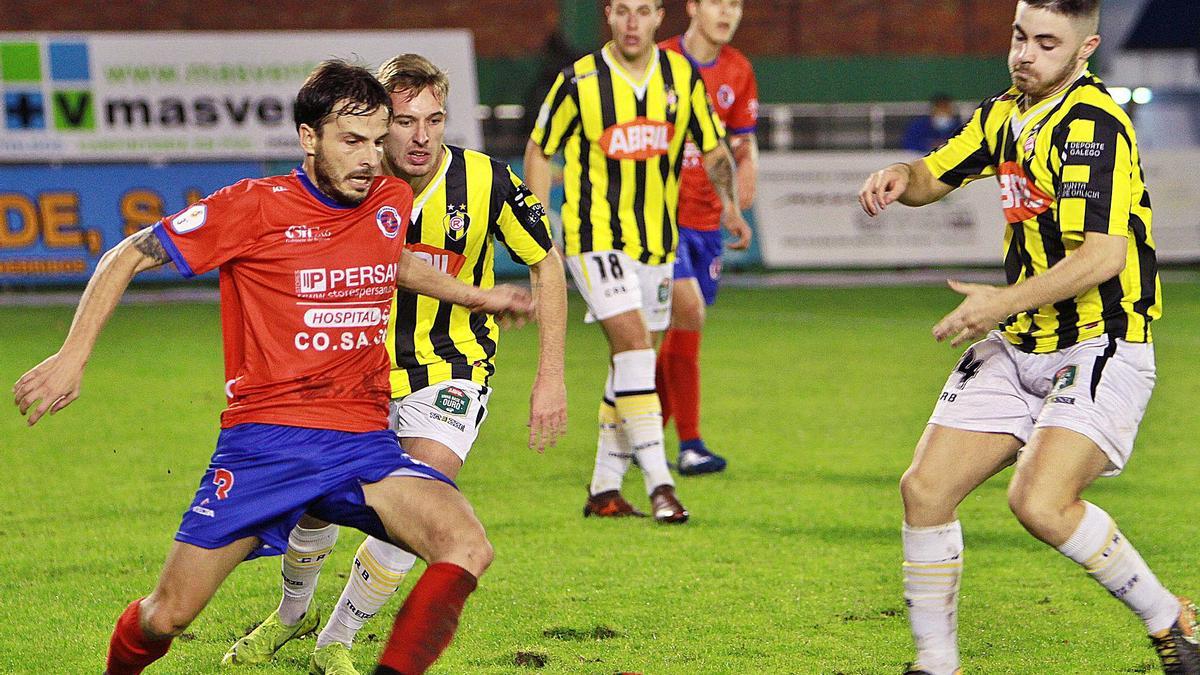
[0,31,481,162]
[0,162,260,284]
[755,150,1200,268]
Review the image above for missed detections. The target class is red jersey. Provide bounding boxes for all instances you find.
[153,167,413,433]
[661,36,758,231]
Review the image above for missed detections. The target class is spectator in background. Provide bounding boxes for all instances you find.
[901,93,962,153]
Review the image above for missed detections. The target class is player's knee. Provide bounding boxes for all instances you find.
[139,594,197,638]
[673,301,705,331]
[899,467,934,507]
[1006,480,1064,535]
[426,520,493,576]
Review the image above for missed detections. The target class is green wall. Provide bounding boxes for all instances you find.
[476,55,1012,106]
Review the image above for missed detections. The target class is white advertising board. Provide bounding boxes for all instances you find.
[0,31,481,161]
[755,150,1200,267]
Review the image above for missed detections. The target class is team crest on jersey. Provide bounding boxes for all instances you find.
[600,117,674,160]
[717,84,735,109]
[665,87,679,115]
[434,386,470,416]
[443,204,470,241]
[376,206,403,239]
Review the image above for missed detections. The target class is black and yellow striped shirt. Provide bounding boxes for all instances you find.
[925,71,1159,353]
[386,145,553,396]
[531,43,725,265]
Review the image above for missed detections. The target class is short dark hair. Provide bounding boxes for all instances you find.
[1021,0,1100,28]
[294,59,391,132]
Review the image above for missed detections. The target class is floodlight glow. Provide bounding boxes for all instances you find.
[1132,87,1153,105]
[1110,87,1132,105]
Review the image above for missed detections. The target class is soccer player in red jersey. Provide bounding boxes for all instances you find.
[659,0,757,475]
[13,60,532,675]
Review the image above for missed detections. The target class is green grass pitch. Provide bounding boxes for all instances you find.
[1,279,1197,673]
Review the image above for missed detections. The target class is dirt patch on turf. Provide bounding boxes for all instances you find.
[514,651,548,668]
[543,625,621,641]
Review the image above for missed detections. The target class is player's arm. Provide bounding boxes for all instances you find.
[523,140,554,210]
[527,248,568,452]
[13,227,172,426]
[932,232,1126,347]
[525,69,576,209]
[395,248,534,322]
[702,141,752,250]
[861,101,994,216]
[731,132,758,211]
[858,160,955,216]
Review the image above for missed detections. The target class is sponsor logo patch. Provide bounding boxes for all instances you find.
[997,161,1052,223]
[434,386,470,416]
[170,203,207,234]
[599,117,674,160]
[1052,364,1078,393]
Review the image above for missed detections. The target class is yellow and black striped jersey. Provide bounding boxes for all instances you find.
[531,43,725,265]
[925,71,1159,353]
[386,145,553,397]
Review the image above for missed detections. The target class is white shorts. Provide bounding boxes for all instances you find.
[565,250,673,332]
[929,331,1155,476]
[389,379,491,463]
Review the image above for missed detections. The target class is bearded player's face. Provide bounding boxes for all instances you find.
[1008,4,1089,100]
[383,86,447,181]
[309,103,389,206]
[607,0,664,61]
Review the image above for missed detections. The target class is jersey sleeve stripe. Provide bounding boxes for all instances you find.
[151,223,196,278]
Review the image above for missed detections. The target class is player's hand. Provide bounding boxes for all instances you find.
[468,284,535,328]
[13,351,86,426]
[859,163,911,217]
[932,279,1010,347]
[528,372,567,454]
[724,211,753,250]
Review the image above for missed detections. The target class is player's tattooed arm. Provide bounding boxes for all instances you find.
[130,227,172,270]
[702,140,738,208]
[702,141,753,250]
[13,226,173,426]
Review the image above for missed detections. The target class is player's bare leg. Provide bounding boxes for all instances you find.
[1008,427,1197,672]
[362,475,491,674]
[588,308,686,523]
[899,425,1021,675]
[107,537,259,674]
[659,278,724,475]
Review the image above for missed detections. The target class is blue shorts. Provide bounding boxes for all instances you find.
[673,227,724,306]
[175,423,454,560]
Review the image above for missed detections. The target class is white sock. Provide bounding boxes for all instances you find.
[902,521,963,675]
[277,523,339,626]
[316,536,416,648]
[1057,501,1181,634]
[590,368,633,495]
[612,349,673,495]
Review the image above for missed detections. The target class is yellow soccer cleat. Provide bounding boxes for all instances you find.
[221,607,320,666]
[309,642,360,675]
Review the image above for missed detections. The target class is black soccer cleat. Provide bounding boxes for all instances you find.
[1151,597,1200,674]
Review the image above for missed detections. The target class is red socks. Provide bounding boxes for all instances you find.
[658,328,702,442]
[375,562,479,675]
[105,599,172,675]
